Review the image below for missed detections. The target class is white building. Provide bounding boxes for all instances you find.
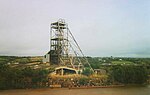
[43,51,50,63]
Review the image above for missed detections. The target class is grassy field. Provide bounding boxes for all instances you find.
[112,61,134,64]
[0,56,43,64]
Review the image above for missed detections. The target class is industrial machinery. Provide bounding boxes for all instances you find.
[44,19,93,74]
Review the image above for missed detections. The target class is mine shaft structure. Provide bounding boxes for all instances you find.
[49,19,93,72]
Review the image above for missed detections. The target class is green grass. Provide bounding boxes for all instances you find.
[0,56,42,64]
[112,61,133,64]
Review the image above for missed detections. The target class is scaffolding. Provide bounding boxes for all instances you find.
[49,19,93,72]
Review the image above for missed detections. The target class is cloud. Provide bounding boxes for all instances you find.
[0,0,150,57]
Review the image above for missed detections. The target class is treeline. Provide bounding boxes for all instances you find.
[109,65,149,84]
[86,57,150,69]
[82,65,149,84]
[0,63,49,90]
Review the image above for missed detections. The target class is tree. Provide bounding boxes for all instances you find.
[109,65,148,84]
[82,68,93,76]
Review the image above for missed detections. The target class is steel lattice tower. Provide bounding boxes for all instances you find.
[49,19,93,71]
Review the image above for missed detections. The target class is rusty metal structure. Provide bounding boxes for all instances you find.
[49,19,93,73]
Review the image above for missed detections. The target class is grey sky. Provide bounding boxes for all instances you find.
[0,0,150,57]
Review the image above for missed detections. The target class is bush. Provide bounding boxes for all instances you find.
[79,77,89,85]
[0,63,49,89]
[110,65,148,84]
[82,68,93,76]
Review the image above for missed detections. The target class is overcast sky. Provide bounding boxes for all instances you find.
[0,0,150,57]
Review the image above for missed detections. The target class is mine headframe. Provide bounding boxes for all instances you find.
[50,19,69,65]
[49,19,94,72]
